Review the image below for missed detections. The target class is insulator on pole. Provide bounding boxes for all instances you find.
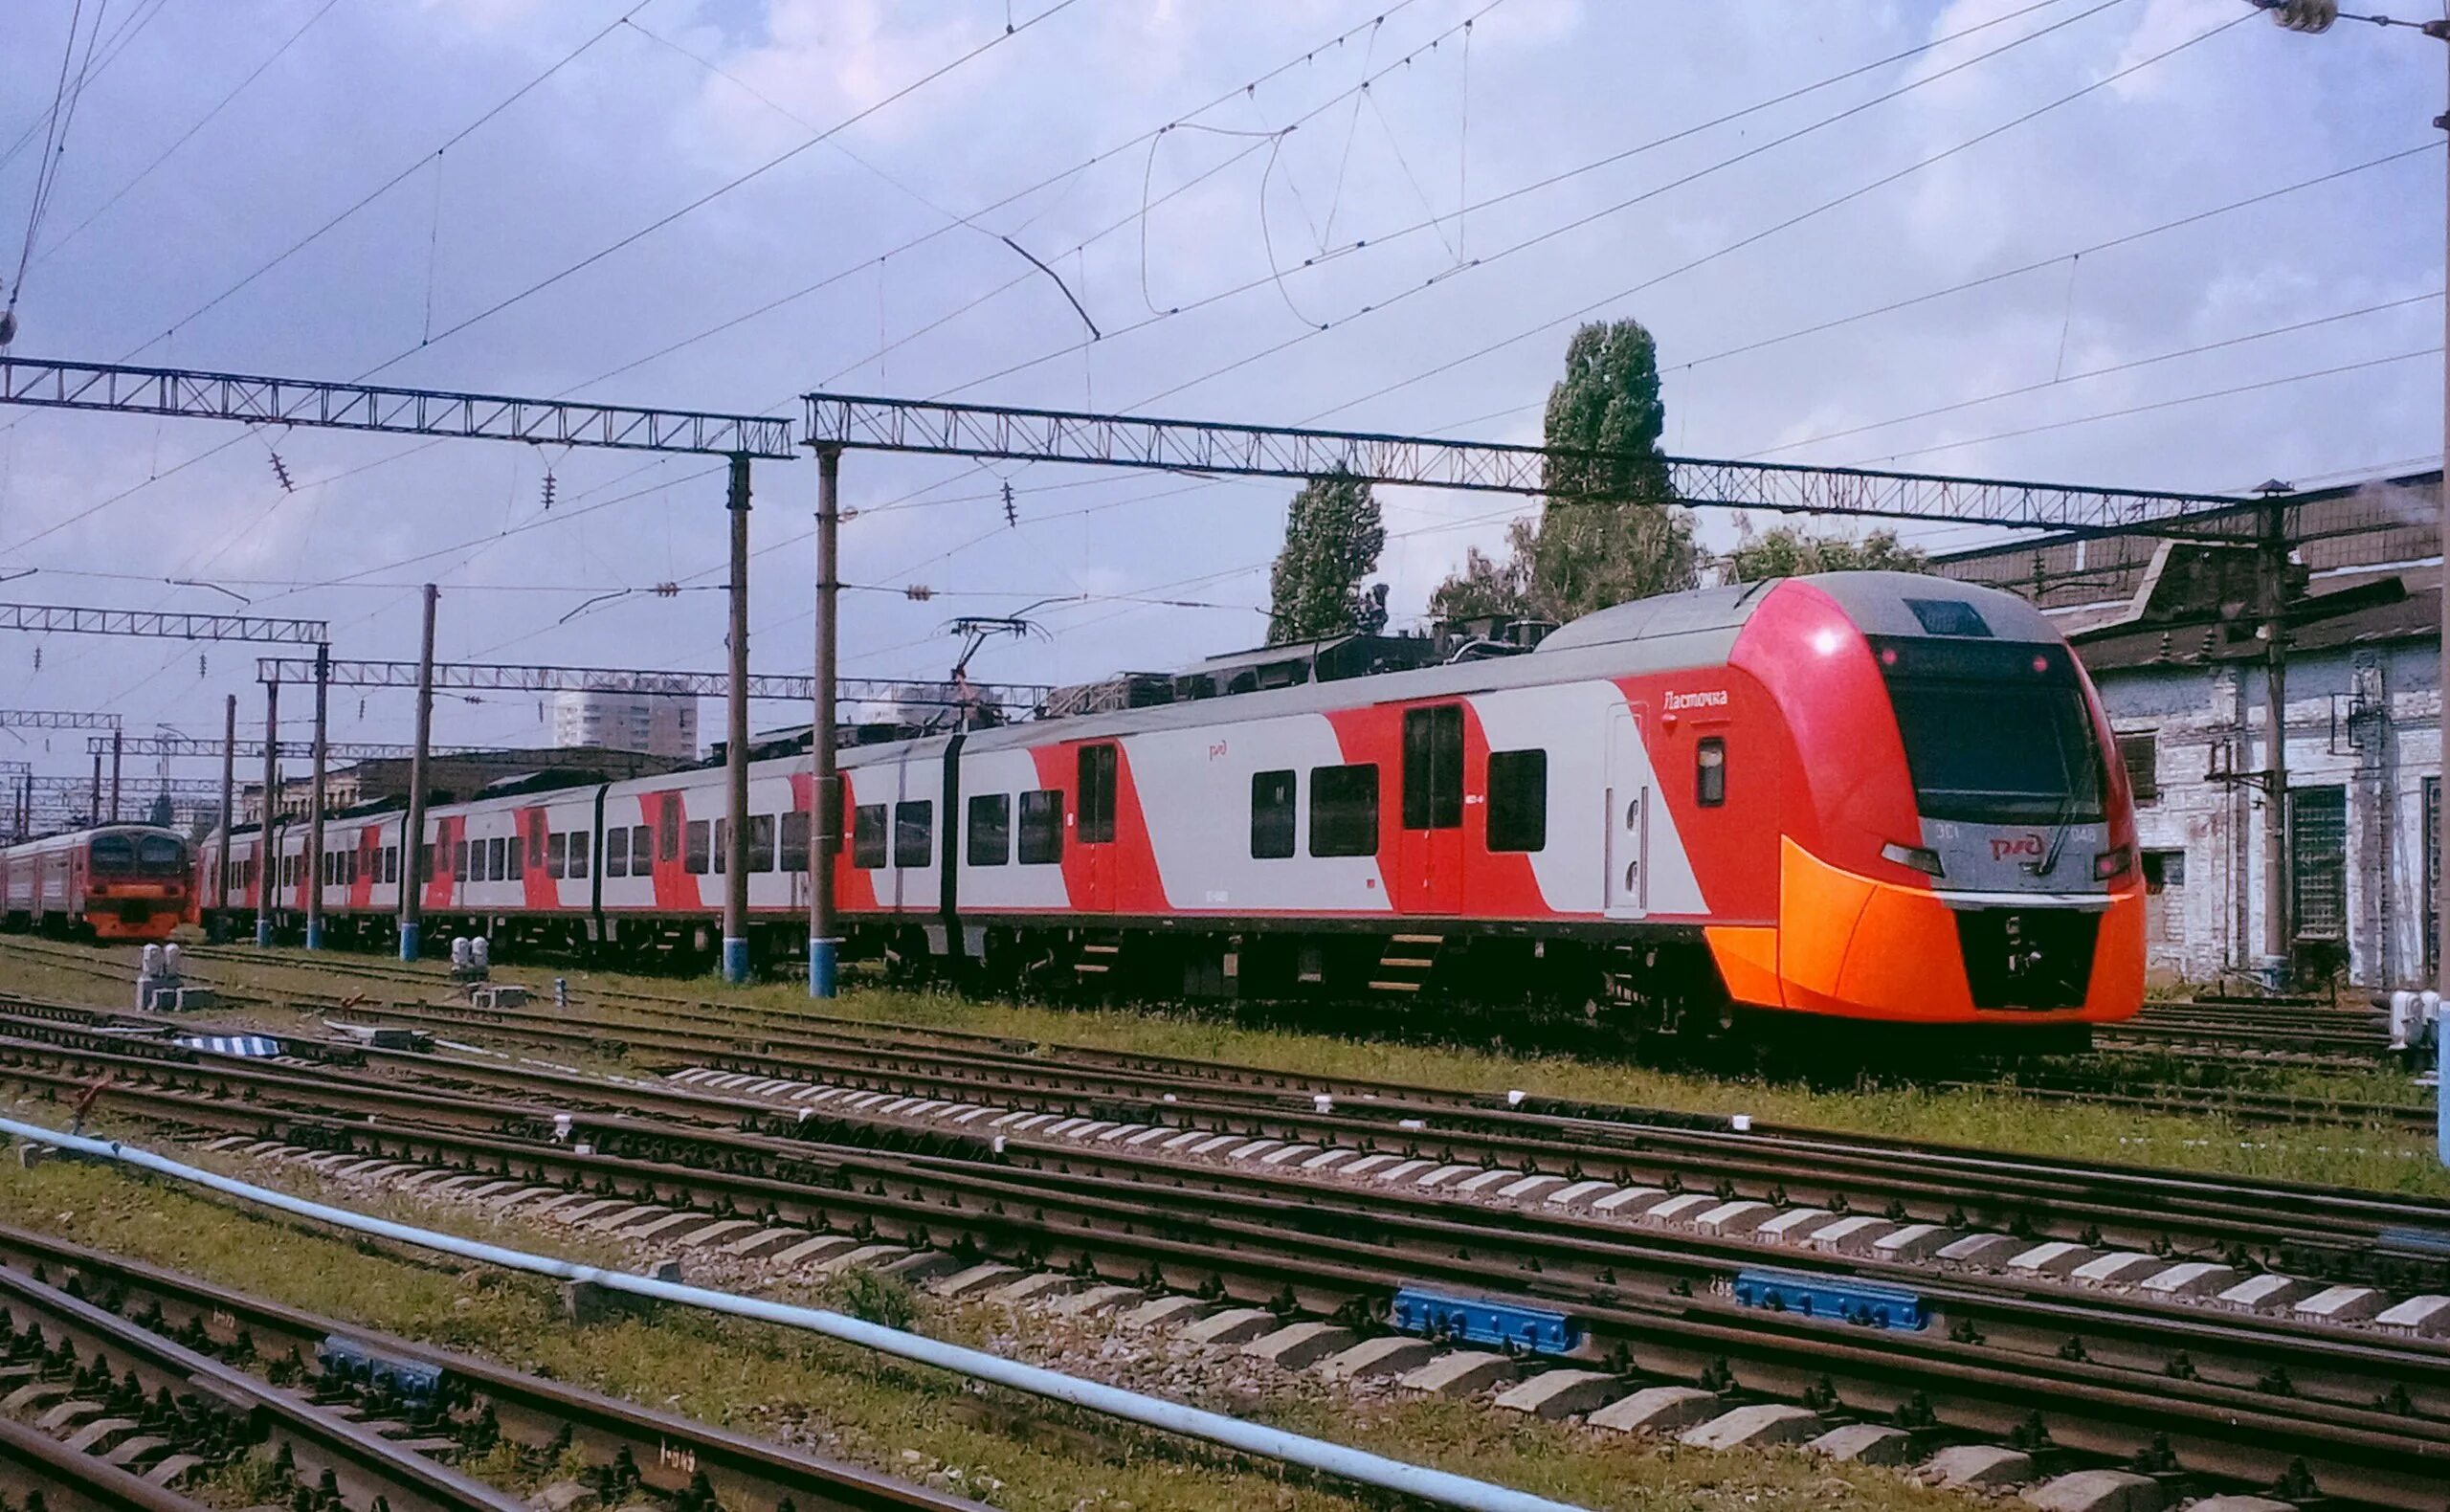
[2266,0,2337,32]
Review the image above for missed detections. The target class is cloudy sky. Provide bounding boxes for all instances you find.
[0,0,2430,794]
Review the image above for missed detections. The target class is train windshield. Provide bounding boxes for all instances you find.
[137,835,186,874]
[90,834,136,872]
[1872,637,2105,826]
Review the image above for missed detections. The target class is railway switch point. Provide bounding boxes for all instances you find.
[1679,1403,1825,1450]
[1490,1369,1621,1420]
[2018,1469,2165,1512]
[1807,1423,1916,1465]
[1397,1350,1518,1397]
[1923,1443,2039,1489]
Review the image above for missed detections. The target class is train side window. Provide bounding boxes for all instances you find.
[1017,789,1063,865]
[568,833,590,879]
[604,827,629,878]
[1250,769,1296,859]
[1487,749,1548,853]
[631,825,652,869]
[781,810,810,873]
[454,840,469,880]
[547,833,568,878]
[1401,704,1463,830]
[1696,737,1726,808]
[713,818,727,875]
[748,814,775,873]
[491,836,509,879]
[968,793,1010,867]
[1077,745,1117,844]
[853,805,888,869]
[507,835,523,878]
[685,820,711,875]
[1308,764,1379,857]
[895,801,934,868]
[658,805,680,862]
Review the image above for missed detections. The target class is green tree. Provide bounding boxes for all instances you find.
[1529,319,1696,618]
[1266,469,1388,644]
[1427,518,1538,622]
[1721,523,1929,583]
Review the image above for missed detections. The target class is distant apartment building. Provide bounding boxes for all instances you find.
[551,689,698,760]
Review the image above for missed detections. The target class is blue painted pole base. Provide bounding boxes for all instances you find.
[254,920,272,947]
[305,923,323,951]
[721,937,750,985]
[399,922,421,963]
[809,937,839,999]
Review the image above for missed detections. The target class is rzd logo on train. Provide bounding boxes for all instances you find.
[1989,834,2044,861]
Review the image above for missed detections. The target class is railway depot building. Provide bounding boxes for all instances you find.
[1934,471,2441,992]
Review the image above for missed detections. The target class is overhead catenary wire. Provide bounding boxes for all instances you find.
[6,0,113,333]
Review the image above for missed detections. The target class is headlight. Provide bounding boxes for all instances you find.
[2094,844,2133,881]
[1881,841,1944,877]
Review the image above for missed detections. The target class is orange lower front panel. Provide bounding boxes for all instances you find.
[1704,838,2143,1025]
[90,909,182,941]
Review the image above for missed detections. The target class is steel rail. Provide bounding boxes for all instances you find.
[0,1414,209,1512]
[1,1045,2445,1504]
[0,1226,984,1512]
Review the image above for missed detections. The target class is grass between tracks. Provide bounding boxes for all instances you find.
[10,937,2447,1198]
[0,1116,1977,1512]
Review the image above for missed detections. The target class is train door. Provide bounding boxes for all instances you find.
[1396,703,1464,916]
[1603,704,1651,919]
[1076,742,1118,913]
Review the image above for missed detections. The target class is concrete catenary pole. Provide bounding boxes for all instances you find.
[2260,498,2291,988]
[216,694,235,912]
[723,455,753,984]
[108,726,122,824]
[86,749,99,827]
[810,446,842,998]
[399,585,437,962]
[256,678,278,947]
[305,645,330,950]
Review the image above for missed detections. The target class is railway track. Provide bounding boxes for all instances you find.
[0,1220,981,1512]
[3,1026,2449,1507]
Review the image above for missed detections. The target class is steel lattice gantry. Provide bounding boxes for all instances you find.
[0,710,121,730]
[0,357,799,459]
[803,391,2255,536]
[83,735,495,762]
[253,657,1056,713]
[0,603,326,643]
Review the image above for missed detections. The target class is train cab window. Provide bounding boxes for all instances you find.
[547,833,568,878]
[1308,764,1379,857]
[137,834,183,873]
[968,793,1010,867]
[1401,705,1463,830]
[1250,769,1296,859]
[1696,738,1726,808]
[895,801,934,868]
[685,819,711,876]
[1017,789,1063,865]
[507,835,523,878]
[92,834,134,873]
[568,832,590,879]
[853,805,888,869]
[1077,745,1117,844]
[780,811,811,873]
[748,814,776,873]
[631,824,652,871]
[604,827,629,878]
[1486,749,1548,853]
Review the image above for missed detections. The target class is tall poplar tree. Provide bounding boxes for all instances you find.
[1266,469,1388,643]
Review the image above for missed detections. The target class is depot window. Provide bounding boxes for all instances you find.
[1077,745,1118,844]
[1401,704,1463,830]
[853,804,888,869]
[604,827,629,878]
[1696,737,1726,808]
[1017,789,1063,865]
[1250,769,1296,859]
[968,793,1010,867]
[780,811,810,874]
[1309,763,1379,857]
[895,800,934,869]
[1486,749,1548,853]
[684,820,711,875]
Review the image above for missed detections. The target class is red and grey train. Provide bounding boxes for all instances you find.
[197,572,2144,1035]
[1,824,194,941]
